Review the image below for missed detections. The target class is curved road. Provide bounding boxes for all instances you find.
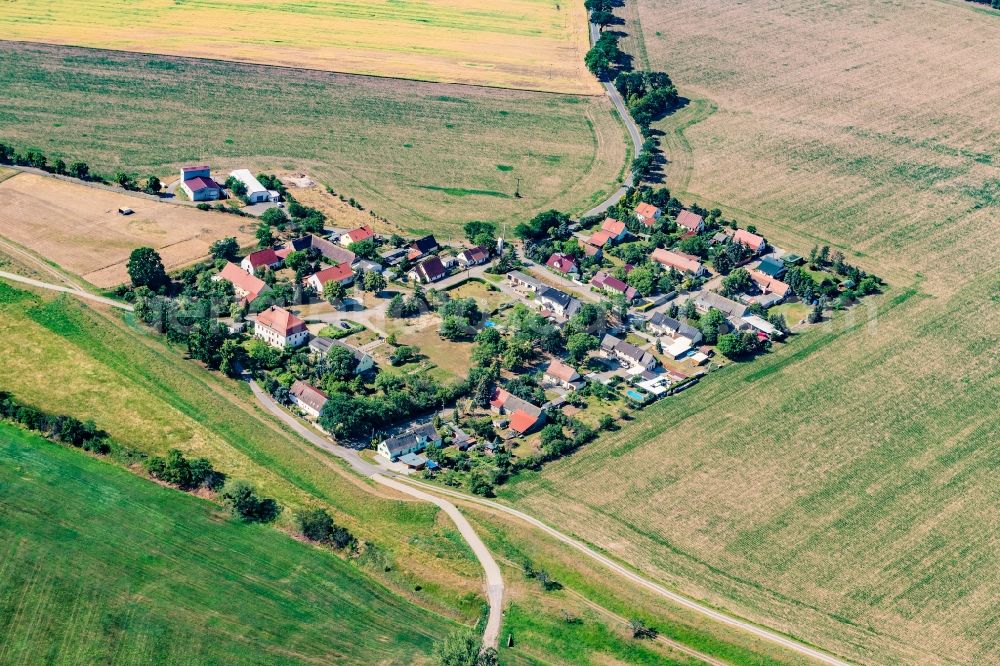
[583,22,645,219]
[248,381,504,650]
[0,270,134,311]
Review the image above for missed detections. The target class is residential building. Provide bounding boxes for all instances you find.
[179,165,221,201]
[578,239,603,260]
[377,423,441,461]
[693,290,749,319]
[536,287,581,319]
[647,312,703,345]
[756,255,787,279]
[544,359,581,389]
[308,337,374,374]
[545,253,578,276]
[676,210,705,233]
[588,230,612,248]
[635,202,662,227]
[229,169,270,204]
[380,247,410,266]
[254,305,308,348]
[305,264,355,291]
[289,381,328,419]
[747,269,790,305]
[408,235,439,260]
[600,218,628,242]
[591,271,637,301]
[489,388,545,436]
[457,245,489,268]
[409,256,447,283]
[507,271,544,293]
[241,249,282,273]
[277,235,355,266]
[733,229,766,254]
[214,262,270,303]
[600,334,658,371]
[650,248,706,275]
[450,425,477,451]
[339,226,375,247]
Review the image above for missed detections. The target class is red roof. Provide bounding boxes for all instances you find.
[245,248,281,269]
[591,271,638,300]
[546,253,577,274]
[635,202,661,224]
[545,359,579,383]
[676,210,704,232]
[256,305,306,336]
[733,229,765,251]
[344,226,375,244]
[651,248,704,274]
[601,218,627,236]
[460,246,489,264]
[308,263,354,286]
[589,230,612,247]
[509,409,540,434]
[217,262,268,302]
[579,239,602,257]
[184,176,220,192]
[748,269,790,296]
[489,387,512,410]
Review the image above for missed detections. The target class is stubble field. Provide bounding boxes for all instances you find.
[0,42,625,237]
[0,173,256,287]
[0,0,597,94]
[503,0,1000,664]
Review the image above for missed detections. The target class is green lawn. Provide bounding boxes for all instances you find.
[0,424,455,664]
[0,42,624,237]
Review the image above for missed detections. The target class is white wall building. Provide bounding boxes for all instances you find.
[229,169,270,204]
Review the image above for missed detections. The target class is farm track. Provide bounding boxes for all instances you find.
[0,271,132,311]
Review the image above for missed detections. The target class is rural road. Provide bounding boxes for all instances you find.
[248,381,505,650]
[583,22,645,219]
[0,271,134,311]
[397,478,853,666]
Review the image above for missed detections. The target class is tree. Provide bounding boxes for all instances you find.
[440,316,470,341]
[591,9,615,26]
[219,339,247,377]
[219,480,281,523]
[721,268,752,296]
[566,332,599,363]
[322,279,346,304]
[294,508,354,548]
[325,345,358,380]
[126,247,169,291]
[433,631,487,666]
[463,220,497,249]
[53,158,67,175]
[319,393,373,440]
[387,293,405,318]
[225,176,248,198]
[114,170,137,190]
[808,300,824,324]
[68,161,90,180]
[361,270,387,294]
[767,312,790,337]
[209,237,240,261]
[255,223,274,248]
[144,175,162,194]
[260,207,289,229]
[699,308,727,345]
[629,619,658,640]
[348,239,378,260]
[626,266,656,296]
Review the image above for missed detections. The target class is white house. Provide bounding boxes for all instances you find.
[241,249,282,274]
[254,306,308,348]
[179,165,221,201]
[229,169,270,204]
[289,380,328,419]
[544,359,581,390]
[377,423,441,461]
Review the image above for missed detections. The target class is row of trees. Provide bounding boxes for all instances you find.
[0,141,165,193]
[0,391,110,454]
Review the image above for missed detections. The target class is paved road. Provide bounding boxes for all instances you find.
[249,381,505,650]
[0,271,134,311]
[583,22,645,219]
[397,478,852,666]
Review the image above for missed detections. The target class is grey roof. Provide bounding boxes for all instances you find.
[695,291,748,318]
[757,256,787,278]
[507,270,543,289]
[309,336,369,364]
[649,312,703,343]
[382,433,421,456]
[410,235,439,255]
[288,235,355,265]
[601,334,655,367]
[537,287,581,317]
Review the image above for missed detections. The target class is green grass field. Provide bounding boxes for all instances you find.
[501,0,1000,663]
[0,42,625,237]
[0,424,456,664]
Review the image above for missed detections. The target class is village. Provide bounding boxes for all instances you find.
[126,163,881,496]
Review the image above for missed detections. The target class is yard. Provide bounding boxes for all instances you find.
[0,172,255,287]
[445,278,511,315]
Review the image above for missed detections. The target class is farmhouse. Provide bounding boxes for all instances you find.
[377,423,441,461]
[545,253,578,276]
[733,229,766,254]
[339,226,375,247]
[536,287,581,319]
[308,337,375,374]
[179,165,221,202]
[229,169,270,204]
[507,271,544,293]
[591,271,637,301]
[694,291,749,319]
[601,334,658,371]
[254,305,308,348]
[409,256,447,283]
[635,202,661,227]
[648,312,703,345]
[408,235,439,260]
[489,388,545,436]
[278,235,356,266]
[289,380,328,419]
[651,248,706,275]
[214,262,271,303]
[600,218,628,242]
[305,264,355,291]
[457,245,489,267]
[676,210,705,233]
[544,359,581,389]
[241,249,282,273]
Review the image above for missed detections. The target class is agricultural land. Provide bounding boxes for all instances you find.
[0,42,626,236]
[0,0,597,94]
[503,0,1000,664]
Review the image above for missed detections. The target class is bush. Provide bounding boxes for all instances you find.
[294,508,355,548]
[145,449,225,491]
[219,480,281,523]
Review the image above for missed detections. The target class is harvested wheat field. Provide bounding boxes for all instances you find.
[0,0,597,94]
[503,1,1000,664]
[0,173,255,287]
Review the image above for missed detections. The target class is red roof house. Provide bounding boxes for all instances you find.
[241,248,282,273]
[216,262,270,303]
[676,210,705,233]
[601,218,628,241]
[546,253,578,275]
[340,226,375,246]
[305,264,355,291]
[635,202,662,226]
[591,271,638,300]
[733,229,766,253]
[651,248,706,275]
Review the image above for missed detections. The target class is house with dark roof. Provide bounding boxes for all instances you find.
[535,287,581,319]
[756,256,787,279]
[545,253,578,276]
[241,249,282,273]
[179,165,221,201]
[648,312,703,345]
[289,380,328,419]
[277,235,356,266]
[635,202,662,227]
[693,291,749,319]
[457,245,489,267]
[408,235,439,260]
[601,334,658,371]
[590,271,637,301]
[409,255,447,283]
[254,305,308,348]
[377,423,441,461]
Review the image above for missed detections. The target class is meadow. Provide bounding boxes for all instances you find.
[0,42,625,237]
[502,0,1000,663]
[0,425,457,664]
[0,0,596,94]
[0,173,256,287]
